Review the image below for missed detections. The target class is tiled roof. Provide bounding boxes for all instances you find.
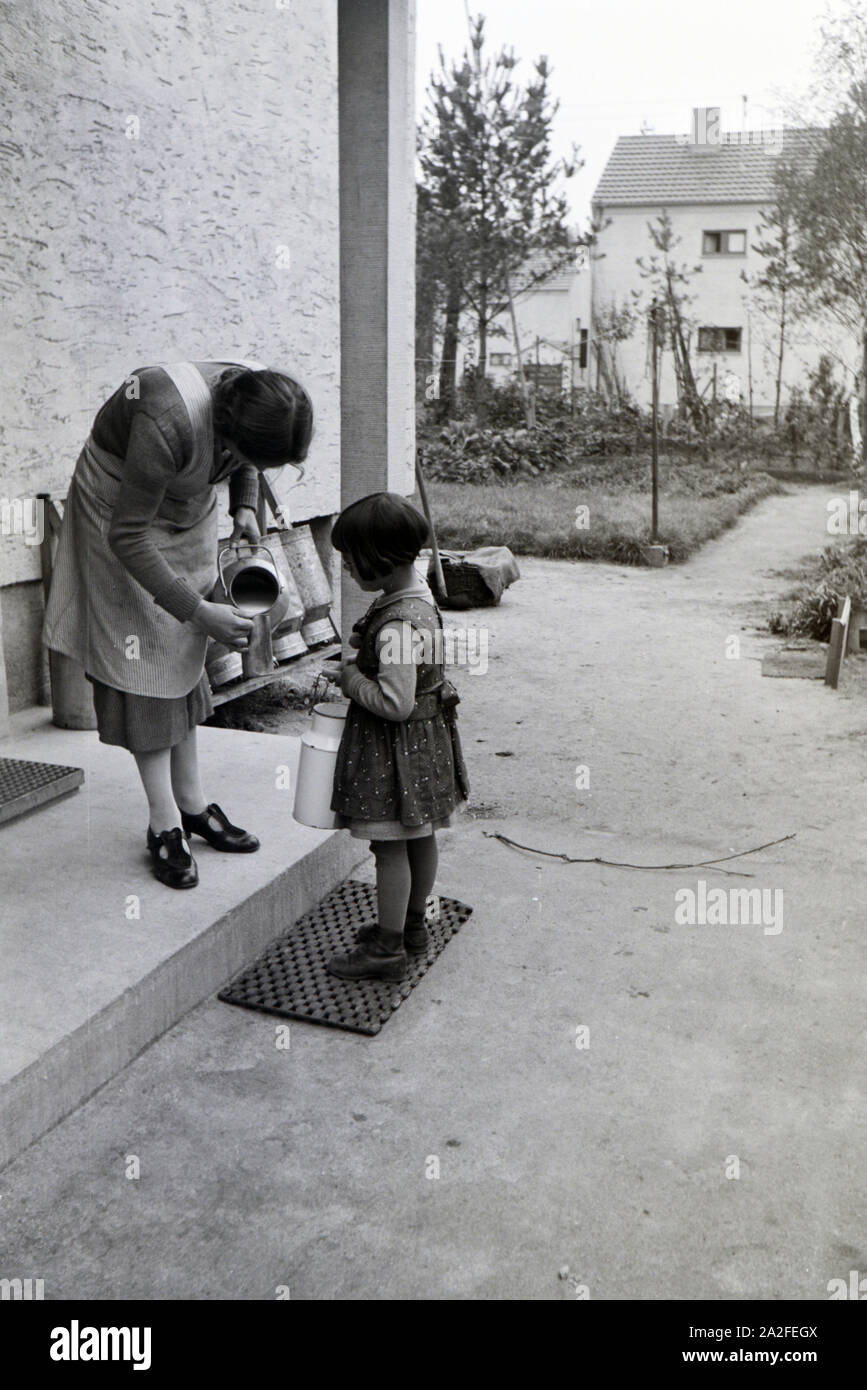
[514,253,581,293]
[592,129,822,207]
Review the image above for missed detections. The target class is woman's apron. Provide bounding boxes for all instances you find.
[43,363,220,699]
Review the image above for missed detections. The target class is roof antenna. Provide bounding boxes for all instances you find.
[640,118,653,135]
[742,94,748,141]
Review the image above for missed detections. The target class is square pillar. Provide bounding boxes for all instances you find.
[0,598,10,738]
[338,0,416,636]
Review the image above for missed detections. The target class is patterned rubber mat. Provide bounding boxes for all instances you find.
[0,757,84,826]
[219,878,473,1035]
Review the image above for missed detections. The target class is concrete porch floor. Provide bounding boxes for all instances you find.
[0,708,364,1171]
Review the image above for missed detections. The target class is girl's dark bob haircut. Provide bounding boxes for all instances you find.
[331,492,430,581]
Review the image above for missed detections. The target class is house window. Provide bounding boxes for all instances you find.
[578,329,588,370]
[702,230,747,255]
[697,326,742,352]
[490,352,513,366]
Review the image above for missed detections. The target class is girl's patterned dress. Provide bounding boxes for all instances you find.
[331,588,469,840]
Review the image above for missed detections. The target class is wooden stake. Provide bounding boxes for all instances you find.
[415,452,447,599]
[825,595,851,689]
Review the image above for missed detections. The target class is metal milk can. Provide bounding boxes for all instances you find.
[292,694,348,829]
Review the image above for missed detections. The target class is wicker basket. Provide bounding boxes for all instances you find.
[429,555,497,608]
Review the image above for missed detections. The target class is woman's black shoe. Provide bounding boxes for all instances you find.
[180,802,260,853]
[146,827,199,889]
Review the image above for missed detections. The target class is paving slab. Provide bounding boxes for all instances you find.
[761,646,827,678]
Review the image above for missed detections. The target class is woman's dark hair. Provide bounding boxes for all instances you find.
[213,367,313,464]
[331,492,430,581]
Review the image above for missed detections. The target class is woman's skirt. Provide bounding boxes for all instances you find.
[43,436,217,698]
[87,672,214,753]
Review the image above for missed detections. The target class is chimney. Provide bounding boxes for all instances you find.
[691,106,721,147]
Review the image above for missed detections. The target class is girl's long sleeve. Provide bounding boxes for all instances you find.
[106,413,205,623]
[341,620,418,720]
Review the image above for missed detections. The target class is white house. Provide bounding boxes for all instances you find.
[444,257,591,397]
[485,258,592,394]
[590,115,860,417]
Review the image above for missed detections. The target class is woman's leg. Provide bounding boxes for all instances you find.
[169,727,207,815]
[371,839,411,951]
[407,832,438,914]
[169,725,259,852]
[133,748,182,833]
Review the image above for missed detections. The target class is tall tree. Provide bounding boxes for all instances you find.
[591,298,636,406]
[415,184,440,402]
[418,14,585,424]
[415,132,467,419]
[779,101,867,464]
[777,1,867,462]
[797,0,867,121]
[635,212,706,430]
[741,177,803,425]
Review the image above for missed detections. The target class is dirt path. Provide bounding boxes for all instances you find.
[3,483,866,1301]
[457,481,846,844]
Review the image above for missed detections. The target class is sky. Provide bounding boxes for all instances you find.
[415,0,834,226]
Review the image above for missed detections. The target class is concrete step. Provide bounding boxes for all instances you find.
[0,709,364,1170]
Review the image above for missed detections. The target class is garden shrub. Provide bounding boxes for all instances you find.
[768,538,867,641]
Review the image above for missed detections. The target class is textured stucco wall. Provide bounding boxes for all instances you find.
[0,597,9,736]
[0,0,340,603]
[591,203,860,412]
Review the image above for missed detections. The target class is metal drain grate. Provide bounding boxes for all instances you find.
[0,757,84,827]
[219,879,473,1035]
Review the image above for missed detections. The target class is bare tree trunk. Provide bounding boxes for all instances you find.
[612,351,626,407]
[667,325,685,410]
[862,326,867,469]
[774,288,787,427]
[595,340,616,402]
[437,275,461,421]
[476,282,489,425]
[661,266,703,432]
[747,310,754,433]
[415,259,438,402]
[671,310,702,428]
[505,267,535,428]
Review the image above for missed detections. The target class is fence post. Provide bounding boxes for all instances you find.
[825,595,852,689]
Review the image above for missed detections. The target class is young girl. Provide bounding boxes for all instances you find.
[327,492,469,982]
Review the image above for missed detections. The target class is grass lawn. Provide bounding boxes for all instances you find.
[428,455,781,565]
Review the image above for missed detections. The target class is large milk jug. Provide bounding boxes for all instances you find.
[292,699,348,828]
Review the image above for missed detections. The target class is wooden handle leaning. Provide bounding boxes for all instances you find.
[415,453,447,599]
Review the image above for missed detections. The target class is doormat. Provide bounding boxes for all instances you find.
[0,757,84,827]
[219,879,473,1036]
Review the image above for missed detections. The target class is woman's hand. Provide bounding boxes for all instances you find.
[192,600,254,650]
[231,507,260,543]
